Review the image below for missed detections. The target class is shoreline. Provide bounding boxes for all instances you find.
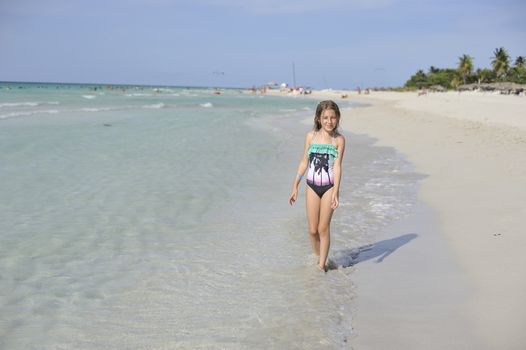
[273,89,526,348]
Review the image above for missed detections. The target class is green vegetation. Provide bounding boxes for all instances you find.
[458,54,474,84]
[491,47,510,80]
[404,47,526,89]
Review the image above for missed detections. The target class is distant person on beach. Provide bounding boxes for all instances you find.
[289,100,346,272]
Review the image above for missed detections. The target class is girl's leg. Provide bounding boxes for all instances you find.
[318,188,335,269]
[306,186,321,258]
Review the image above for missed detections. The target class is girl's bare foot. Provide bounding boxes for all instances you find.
[326,258,337,270]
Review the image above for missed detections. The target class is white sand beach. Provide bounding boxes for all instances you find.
[277,89,526,349]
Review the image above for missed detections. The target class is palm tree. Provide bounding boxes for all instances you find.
[491,47,510,80]
[458,54,473,84]
[429,66,440,74]
[405,69,427,89]
[321,154,331,184]
[309,155,317,184]
[314,157,323,184]
[514,56,525,70]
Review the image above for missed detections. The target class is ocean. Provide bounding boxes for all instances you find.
[0,82,421,349]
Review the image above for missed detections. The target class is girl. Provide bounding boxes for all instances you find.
[289,100,345,272]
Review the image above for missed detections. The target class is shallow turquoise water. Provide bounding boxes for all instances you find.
[0,83,421,349]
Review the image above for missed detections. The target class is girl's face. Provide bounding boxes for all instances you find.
[319,109,338,132]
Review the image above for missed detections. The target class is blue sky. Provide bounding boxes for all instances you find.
[1,0,524,88]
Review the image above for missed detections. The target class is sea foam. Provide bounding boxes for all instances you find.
[142,103,166,109]
[0,109,60,119]
[0,101,59,108]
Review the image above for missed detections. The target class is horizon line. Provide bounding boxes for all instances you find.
[0,79,250,90]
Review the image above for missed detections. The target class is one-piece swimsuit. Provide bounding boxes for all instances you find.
[306,132,338,198]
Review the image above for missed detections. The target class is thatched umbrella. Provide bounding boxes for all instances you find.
[458,83,478,91]
[499,82,525,92]
[479,83,498,91]
[479,82,525,93]
[429,85,446,92]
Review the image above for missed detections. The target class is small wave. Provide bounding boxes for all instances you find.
[0,101,59,108]
[142,103,166,109]
[80,107,115,112]
[82,95,97,99]
[200,102,213,108]
[125,93,153,97]
[0,109,59,119]
[153,88,174,93]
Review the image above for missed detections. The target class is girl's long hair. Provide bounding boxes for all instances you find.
[313,100,341,132]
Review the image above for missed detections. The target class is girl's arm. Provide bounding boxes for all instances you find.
[331,135,346,209]
[289,132,312,205]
